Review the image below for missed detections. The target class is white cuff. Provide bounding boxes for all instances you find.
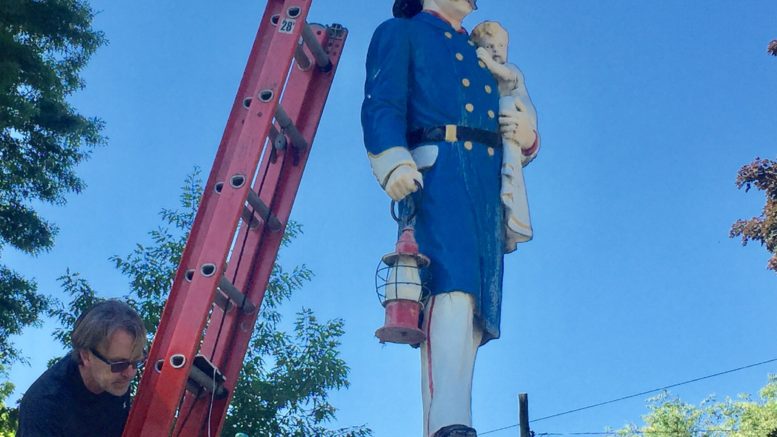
[410,145,438,170]
[368,146,416,187]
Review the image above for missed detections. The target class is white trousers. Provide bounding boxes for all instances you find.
[421,292,482,437]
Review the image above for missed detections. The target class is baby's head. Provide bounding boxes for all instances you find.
[471,21,509,64]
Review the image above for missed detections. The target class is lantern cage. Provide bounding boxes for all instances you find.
[374,254,430,306]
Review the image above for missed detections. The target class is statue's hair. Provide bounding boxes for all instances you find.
[471,21,509,46]
[393,0,423,18]
[71,299,147,363]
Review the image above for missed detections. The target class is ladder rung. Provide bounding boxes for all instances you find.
[213,290,230,310]
[269,124,287,150]
[294,42,312,70]
[302,23,332,71]
[187,355,228,399]
[241,206,260,229]
[218,276,256,312]
[275,105,308,151]
[246,190,282,231]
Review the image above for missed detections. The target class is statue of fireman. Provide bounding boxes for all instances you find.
[361,0,540,436]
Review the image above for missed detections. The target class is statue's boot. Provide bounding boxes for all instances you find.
[433,424,477,437]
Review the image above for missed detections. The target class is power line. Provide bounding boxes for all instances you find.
[479,357,777,435]
[533,429,777,436]
[531,357,777,423]
[535,433,612,436]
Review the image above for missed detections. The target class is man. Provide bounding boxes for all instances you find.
[362,0,539,436]
[17,299,147,437]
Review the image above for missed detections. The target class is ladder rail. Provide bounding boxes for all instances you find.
[129,3,288,425]
[173,23,347,437]
[123,1,314,434]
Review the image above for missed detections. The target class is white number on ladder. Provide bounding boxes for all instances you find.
[279,18,296,34]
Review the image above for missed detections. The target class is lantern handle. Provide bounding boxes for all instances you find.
[390,181,422,225]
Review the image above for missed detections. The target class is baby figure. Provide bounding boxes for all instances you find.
[471,20,539,247]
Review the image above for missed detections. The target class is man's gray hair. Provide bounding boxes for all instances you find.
[70,299,147,363]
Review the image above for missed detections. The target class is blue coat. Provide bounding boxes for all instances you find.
[362,12,505,344]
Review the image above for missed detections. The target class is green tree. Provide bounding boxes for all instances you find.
[51,170,370,436]
[730,158,777,272]
[0,0,106,368]
[0,366,18,437]
[615,376,777,437]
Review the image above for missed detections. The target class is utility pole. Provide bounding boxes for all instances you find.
[519,393,530,437]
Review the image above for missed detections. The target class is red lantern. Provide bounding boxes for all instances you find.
[375,224,430,344]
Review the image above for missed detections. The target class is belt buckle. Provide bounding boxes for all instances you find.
[444,125,458,142]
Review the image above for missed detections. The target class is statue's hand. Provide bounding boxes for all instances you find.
[500,110,537,156]
[384,164,423,201]
[476,47,491,62]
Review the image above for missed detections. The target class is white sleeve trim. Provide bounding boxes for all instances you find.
[368,146,416,187]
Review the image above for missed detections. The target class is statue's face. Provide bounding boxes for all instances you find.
[484,32,508,64]
[424,0,477,22]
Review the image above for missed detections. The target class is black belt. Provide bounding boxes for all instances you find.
[407,125,502,148]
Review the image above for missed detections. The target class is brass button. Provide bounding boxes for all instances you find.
[487,147,495,157]
[465,103,474,112]
[484,85,492,94]
[464,141,473,150]
[478,60,486,68]
[462,78,471,87]
[487,110,495,119]
[445,31,453,39]
[456,53,464,61]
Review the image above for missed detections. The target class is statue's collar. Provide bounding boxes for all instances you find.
[417,10,468,34]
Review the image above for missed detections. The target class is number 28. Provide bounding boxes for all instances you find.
[279,19,295,34]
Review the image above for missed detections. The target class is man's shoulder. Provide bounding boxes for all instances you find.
[19,357,73,413]
[370,16,441,50]
[17,358,71,437]
[17,393,67,433]
[374,17,412,35]
[375,14,443,40]
[24,356,70,391]
[367,17,416,58]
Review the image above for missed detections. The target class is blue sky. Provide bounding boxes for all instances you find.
[6,0,777,435]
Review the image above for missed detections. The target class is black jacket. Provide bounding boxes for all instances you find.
[17,355,130,437]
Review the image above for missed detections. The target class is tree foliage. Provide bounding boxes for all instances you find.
[615,376,777,437]
[52,169,370,436]
[0,366,18,437]
[730,158,777,272]
[50,269,99,349]
[0,0,105,367]
[0,268,49,369]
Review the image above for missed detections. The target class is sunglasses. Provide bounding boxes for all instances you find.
[90,348,146,373]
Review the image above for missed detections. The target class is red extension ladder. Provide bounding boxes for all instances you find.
[123,1,347,435]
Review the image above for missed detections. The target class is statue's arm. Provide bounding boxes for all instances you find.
[500,64,540,165]
[362,19,418,188]
[476,47,518,85]
[508,64,537,122]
